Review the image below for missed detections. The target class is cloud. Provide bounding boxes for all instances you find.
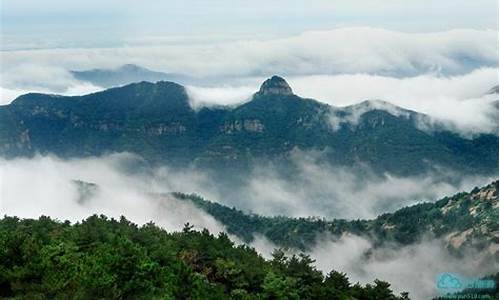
[327,99,412,131]
[310,235,497,300]
[137,150,494,220]
[1,27,497,84]
[246,232,498,299]
[185,85,255,109]
[0,153,225,233]
[1,64,86,91]
[289,67,497,106]
[0,82,103,106]
[1,151,492,225]
[3,0,497,55]
[216,151,494,219]
[0,62,104,105]
[288,68,499,135]
[0,87,30,105]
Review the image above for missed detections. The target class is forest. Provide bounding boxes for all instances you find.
[0,215,409,299]
[172,181,499,251]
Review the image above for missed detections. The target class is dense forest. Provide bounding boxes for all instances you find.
[173,181,499,251]
[0,215,409,299]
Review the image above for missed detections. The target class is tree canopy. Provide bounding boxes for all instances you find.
[0,215,408,299]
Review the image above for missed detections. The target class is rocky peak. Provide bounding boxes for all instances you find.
[257,76,293,96]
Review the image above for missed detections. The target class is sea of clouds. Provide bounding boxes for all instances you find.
[1,28,498,137]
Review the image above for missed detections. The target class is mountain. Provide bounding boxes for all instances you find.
[71,64,193,88]
[0,76,497,176]
[173,181,499,253]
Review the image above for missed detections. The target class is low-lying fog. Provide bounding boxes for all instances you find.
[0,153,496,299]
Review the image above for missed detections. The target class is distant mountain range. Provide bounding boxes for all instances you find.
[71,64,194,88]
[0,76,497,176]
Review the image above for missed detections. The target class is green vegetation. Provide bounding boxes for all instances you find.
[0,215,408,299]
[0,78,497,176]
[174,181,499,251]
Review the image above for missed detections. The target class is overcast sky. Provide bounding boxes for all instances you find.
[1,0,498,50]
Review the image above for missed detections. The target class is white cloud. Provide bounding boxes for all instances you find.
[1,152,491,226]
[0,83,103,105]
[221,152,494,219]
[185,85,255,109]
[138,150,494,220]
[311,235,497,300]
[1,28,497,84]
[0,63,104,105]
[0,87,30,105]
[3,0,497,56]
[289,68,499,136]
[246,232,498,300]
[0,154,225,233]
[327,99,412,131]
[0,63,101,94]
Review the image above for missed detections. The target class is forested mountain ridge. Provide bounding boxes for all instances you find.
[0,215,410,299]
[0,76,497,176]
[173,181,499,252]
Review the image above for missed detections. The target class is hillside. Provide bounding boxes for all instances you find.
[173,181,499,252]
[0,76,497,176]
[0,215,409,300]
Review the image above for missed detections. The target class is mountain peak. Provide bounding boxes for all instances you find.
[119,64,143,71]
[257,76,293,96]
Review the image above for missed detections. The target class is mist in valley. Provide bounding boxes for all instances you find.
[1,153,496,299]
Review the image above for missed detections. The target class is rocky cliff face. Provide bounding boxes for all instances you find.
[256,75,293,96]
[441,181,499,254]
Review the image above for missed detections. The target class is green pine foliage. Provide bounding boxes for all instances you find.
[0,215,408,299]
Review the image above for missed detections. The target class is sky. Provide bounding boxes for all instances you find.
[1,0,498,50]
